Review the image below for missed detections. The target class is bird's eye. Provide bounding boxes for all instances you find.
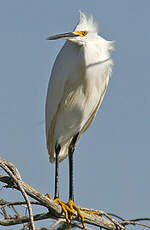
[73,30,88,37]
[81,31,88,37]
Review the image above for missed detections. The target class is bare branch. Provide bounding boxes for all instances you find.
[0,200,41,209]
[0,158,35,230]
[49,219,64,230]
[120,220,150,229]
[0,212,52,226]
[129,217,150,222]
[0,170,118,229]
[0,157,150,230]
[0,174,117,229]
[107,213,125,221]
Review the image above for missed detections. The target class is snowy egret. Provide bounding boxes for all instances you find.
[46,11,114,226]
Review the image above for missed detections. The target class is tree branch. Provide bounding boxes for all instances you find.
[0,158,35,230]
[0,157,150,230]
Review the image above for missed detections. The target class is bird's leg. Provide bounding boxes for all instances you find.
[69,142,74,201]
[66,133,100,228]
[54,143,60,199]
[46,144,61,201]
[66,133,87,226]
[53,143,74,221]
[47,137,99,227]
[69,132,79,201]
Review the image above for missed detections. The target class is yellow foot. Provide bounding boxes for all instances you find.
[67,199,85,228]
[54,198,75,222]
[46,195,99,228]
[66,200,100,228]
[46,195,74,222]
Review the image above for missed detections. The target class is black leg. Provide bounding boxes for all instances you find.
[69,148,74,201]
[54,143,61,199]
[69,133,79,201]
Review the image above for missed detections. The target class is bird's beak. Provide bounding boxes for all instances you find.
[46,32,79,40]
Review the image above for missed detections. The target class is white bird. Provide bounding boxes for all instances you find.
[46,11,114,226]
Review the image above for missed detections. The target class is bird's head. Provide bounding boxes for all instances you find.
[46,11,99,46]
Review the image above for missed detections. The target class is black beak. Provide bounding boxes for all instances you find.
[46,32,79,40]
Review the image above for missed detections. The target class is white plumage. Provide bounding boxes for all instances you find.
[46,12,113,163]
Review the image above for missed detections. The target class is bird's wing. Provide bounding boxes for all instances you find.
[46,41,84,159]
[54,67,110,163]
[80,76,108,135]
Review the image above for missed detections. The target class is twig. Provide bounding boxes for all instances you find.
[100,210,125,230]
[0,200,41,209]
[80,207,126,230]
[49,218,64,230]
[48,219,94,230]
[107,213,125,221]
[11,205,20,217]
[129,217,150,222]
[120,220,150,229]
[0,158,35,230]
[0,211,52,226]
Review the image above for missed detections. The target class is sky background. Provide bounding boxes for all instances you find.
[0,1,150,229]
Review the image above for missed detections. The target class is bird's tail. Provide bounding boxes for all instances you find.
[48,138,72,163]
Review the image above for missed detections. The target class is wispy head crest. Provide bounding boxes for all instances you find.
[75,11,98,33]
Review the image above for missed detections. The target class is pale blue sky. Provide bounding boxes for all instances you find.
[0,1,150,229]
